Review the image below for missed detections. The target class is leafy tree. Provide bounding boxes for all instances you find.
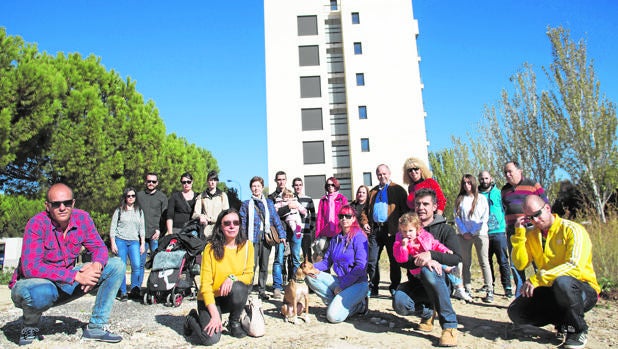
[0,194,43,237]
[543,27,618,222]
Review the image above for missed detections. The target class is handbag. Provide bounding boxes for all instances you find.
[264,225,281,247]
[254,203,281,247]
[240,295,266,337]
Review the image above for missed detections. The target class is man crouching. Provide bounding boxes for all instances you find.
[10,183,125,345]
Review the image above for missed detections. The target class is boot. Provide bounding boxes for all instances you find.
[439,328,458,347]
[228,321,247,338]
[418,309,436,332]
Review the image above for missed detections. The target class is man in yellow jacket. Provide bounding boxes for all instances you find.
[507,195,599,349]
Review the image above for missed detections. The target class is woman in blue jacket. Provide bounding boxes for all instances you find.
[305,205,369,323]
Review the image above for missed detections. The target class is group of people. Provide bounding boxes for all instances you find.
[9,158,600,349]
[109,171,230,301]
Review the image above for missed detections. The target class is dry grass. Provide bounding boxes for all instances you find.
[584,208,618,294]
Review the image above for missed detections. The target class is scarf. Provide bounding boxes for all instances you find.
[248,194,269,242]
[328,192,338,235]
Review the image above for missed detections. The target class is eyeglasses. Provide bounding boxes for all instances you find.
[181,180,192,185]
[146,180,157,184]
[48,200,74,209]
[338,214,353,220]
[126,194,136,198]
[526,207,545,221]
[326,183,335,187]
[222,220,240,227]
[407,167,421,173]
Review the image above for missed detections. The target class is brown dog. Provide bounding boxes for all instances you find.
[281,258,313,324]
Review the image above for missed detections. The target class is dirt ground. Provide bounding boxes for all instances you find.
[1,270,615,349]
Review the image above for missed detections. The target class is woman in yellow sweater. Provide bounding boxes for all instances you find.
[184,208,255,345]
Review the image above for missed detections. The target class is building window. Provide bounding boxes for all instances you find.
[299,45,320,66]
[361,138,370,152]
[358,106,367,119]
[351,12,360,24]
[303,141,325,164]
[304,175,326,199]
[356,73,365,86]
[300,76,321,98]
[353,42,362,55]
[330,0,338,10]
[297,16,318,36]
[363,172,372,186]
[301,108,323,130]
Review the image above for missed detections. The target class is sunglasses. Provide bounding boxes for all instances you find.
[222,220,240,227]
[48,199,74,209]
[126,194,136,198]
[526,207,544,221]
[407,167,420,173]
[146,180,158,184]
[181,180,192,185]
[326,183,335,187]
[338,214,353,220]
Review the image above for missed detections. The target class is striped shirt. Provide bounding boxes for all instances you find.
[501,177,548,226]
[296,193,316,235]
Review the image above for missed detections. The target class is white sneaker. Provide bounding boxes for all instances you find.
[453,287,473,302]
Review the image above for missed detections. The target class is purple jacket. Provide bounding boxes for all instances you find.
[314,229,368,290]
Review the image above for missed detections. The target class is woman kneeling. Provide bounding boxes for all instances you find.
[185,208,255,345]
[305,205,369,323]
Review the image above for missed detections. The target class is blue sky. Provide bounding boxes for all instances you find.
[1,1,617,199]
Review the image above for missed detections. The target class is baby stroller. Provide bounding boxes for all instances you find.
[143,219,206,307]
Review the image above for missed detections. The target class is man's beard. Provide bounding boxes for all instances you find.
[479,182,491,190]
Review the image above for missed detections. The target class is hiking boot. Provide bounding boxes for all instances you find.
[439,328,458,347]
[453,287,473,302]
[19,326,42,346]
[562,330,587,349]
[273,288,283,300]
[82,324,122,343]
[228,321,247,339]
[483,290,494,303]
[417,310,436,332]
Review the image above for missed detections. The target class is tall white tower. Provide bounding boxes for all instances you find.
[264,0,428,199]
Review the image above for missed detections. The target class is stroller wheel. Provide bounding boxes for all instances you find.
[173,292,184,307]
[150,294,157,305]
[143,292,150,305]
[166,293,173,306]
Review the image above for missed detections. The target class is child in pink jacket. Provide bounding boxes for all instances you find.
[393,213,472,302]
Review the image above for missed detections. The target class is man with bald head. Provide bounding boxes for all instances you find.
[478,170,512,298]
[363,164,409,296]
[508,195,599,349]
[10,183,125,345]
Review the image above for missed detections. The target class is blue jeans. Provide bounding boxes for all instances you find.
[392,267,458,329]
[139,238,159,288]
[272,241,285,291]
[115,238,142,294]
[305,271,368,323]
[488,233,512,292]
[284,230,303,280]
[11,257,125,326]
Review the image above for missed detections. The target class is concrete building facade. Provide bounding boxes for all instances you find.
[264,0,428,200]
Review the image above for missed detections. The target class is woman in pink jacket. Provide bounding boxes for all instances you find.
[313,177,348,261]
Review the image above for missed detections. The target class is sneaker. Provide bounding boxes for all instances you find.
[504,288,514,298]
[19,326,42,346]
[370,289,379,298]
[273,288,283,300]
[453,287,473,302]
[129,287,141,300]
[118,293,128,302]
[483,290,494,303]
[476,285,489,293]
[82,324,122,343]
[259,292,270,300]
[439,328,458,347]
[562,331,587,349]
